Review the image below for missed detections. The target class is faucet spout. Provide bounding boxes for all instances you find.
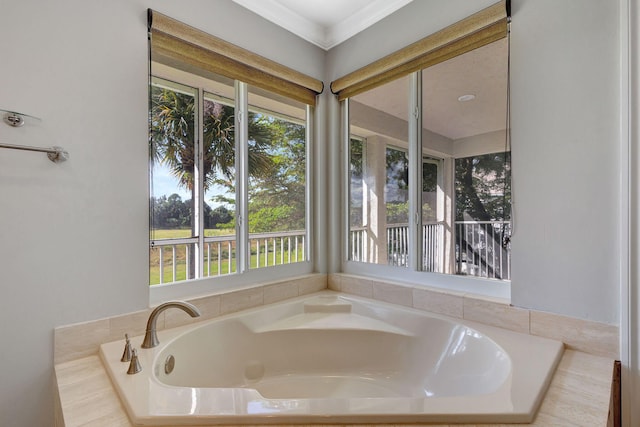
[141,301,201,348]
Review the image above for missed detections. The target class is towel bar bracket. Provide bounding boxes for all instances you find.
[47,146,69,163]
[0,109,68,163]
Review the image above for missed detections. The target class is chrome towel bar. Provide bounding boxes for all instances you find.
[0,142,69,163]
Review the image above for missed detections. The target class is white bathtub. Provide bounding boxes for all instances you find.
[100,291,564,425]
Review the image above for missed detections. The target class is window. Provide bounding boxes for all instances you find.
[149,72,311,285]
[147,11,321,289]
[344,36,510,282]
[348,76,411,266]
[246,86,308,269]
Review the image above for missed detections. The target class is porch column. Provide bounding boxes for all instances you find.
[362,135,387,264]
[441,156,455,274]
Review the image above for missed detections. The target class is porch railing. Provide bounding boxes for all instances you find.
[150,230,305,285]
[455,221,511,280]
[349,220,511,280]
[350,222,444,271]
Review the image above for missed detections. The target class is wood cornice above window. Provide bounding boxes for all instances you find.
[148,9,324,106]
[330,0,509,101]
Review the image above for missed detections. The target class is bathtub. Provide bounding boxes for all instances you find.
[100,291,564,425]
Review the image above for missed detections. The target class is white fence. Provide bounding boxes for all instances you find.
[455,221,511,280]
[150,230,305,285]
[349,221,511,280]
[349,222,445,272]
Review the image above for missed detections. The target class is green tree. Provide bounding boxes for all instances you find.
[209,205,233,228]
[150,86,275,195]
[247,117,307,233]
[455,152,511,222]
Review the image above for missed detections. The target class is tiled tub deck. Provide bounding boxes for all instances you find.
[54,274,618,426]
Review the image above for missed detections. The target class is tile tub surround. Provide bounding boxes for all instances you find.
[56,272,619,363]
[329,273,620,359]
[54,275,617,426]
[55,350,613,426]
[54,274,326,364]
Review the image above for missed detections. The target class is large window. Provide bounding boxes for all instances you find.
[149,72,310,286]
[346,37,510,281]
[147,10,321,290]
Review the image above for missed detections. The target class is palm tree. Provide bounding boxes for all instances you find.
[149,86,275,193]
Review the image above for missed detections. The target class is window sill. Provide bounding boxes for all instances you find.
[150,262,314,305]
[341,260,510,301]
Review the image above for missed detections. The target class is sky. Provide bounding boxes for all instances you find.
[151,163,230,208]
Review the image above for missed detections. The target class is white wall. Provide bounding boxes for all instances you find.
[508,0,620,323]
[327,0,621,323]
[0,1,324,426]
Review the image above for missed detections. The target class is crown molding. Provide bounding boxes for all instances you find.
[325,0,414,49]
[233,0,414,50]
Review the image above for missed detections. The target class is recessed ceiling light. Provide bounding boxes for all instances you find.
[457,94,476,102]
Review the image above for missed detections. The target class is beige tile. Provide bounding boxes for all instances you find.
[546,365,610,404]
[538,383,608,426]
[220,287,264,314]
[463,297,530,334]
[530,310,619,358]
[327,273,341,291]
[57,357,130,427]
[372,281,412,307]
[55,356,109,388]
[298,274,327,295]
[264,281,299,304]
[63,389,127,427]
[413,288,464,318]
[54,318,111,364]
[77,411,132,427]
[109,308,153,341]
[58,374,114,410]
[555,350,614,386]
[189,294,222,321]
[339,275,374,298]
[530,411,577,426]
[536,350,611,426]
[163,294,221,329]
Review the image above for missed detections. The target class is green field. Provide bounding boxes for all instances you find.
[149,228,304,285]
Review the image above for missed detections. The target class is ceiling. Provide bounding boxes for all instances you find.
[232,0,414,50]
[353,38,509,141]
[233,0,508,142]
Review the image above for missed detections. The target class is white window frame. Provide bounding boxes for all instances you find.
[150,66,314,304]
[341,71,510,300]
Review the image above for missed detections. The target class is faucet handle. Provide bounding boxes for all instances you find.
[127,348,142,375]
[121,334,132,362]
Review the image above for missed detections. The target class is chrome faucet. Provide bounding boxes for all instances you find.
[141,301,201,348]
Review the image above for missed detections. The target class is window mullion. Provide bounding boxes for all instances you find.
[342,100,351,266]
[408,71,423,271]
[194,88,205,279]
[236,81,249,273]
[305,105,313,263]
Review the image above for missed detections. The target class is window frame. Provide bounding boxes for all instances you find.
[341,71,510,300]
[150,65,314,304]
